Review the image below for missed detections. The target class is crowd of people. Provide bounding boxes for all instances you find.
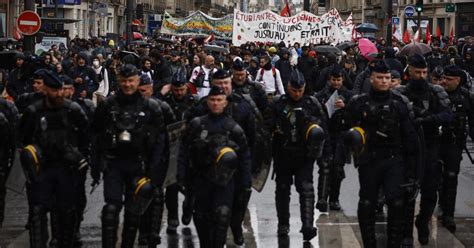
[0,34,473,248]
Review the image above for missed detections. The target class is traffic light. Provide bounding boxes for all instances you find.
[416,0,423,13]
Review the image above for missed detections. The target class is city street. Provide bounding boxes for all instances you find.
[1,150,474,248]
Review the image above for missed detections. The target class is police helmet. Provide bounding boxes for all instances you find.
[209,147,239,186]
[20,145,42,183]
[304,124,325,158]
[126,177,154,215]
[344,127,366,154]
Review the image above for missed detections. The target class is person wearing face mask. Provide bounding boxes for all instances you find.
[68,52,99,99]
[394,54,453,247]
[91,56,109,106]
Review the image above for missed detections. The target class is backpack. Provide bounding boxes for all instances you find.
[259,67,280,94]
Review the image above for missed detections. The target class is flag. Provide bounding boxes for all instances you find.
[403,29,411,43]
[425,24,431,45]
[13,26,22,41]
[413,28,421,43]
[280,1,291,17]
[393,23,402,42]
[449,27,454,45]
[204,33,215,44]
[436,26,442,39]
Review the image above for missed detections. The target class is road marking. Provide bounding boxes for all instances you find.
[249,204,261,248]
[317,221,387,226]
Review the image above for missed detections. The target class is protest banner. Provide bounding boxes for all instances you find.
[232,8,354,46]
[34,36,68,55]
[161,11,233,39]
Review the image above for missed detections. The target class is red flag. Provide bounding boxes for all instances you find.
[204,33,215,44]
[425,24,431,45]
[280,1,291,17]
[13,26,22,41]
[436,26,442,39]
[449,27,454,45]
[414,28,421,43]
[403,29,411,44]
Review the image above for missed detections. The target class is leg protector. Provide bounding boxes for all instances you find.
[316,165,330,212]
[194,212,211,248]
[138,205,151,245]
[49,210,60,248]
[441,171,458,218]
[148,189,165,246]
[101,203,120,248]
[58,207,78,248]
[165,184,179,223]
[230,188,251,245]
[357,199,376,248]
[386,198,404,248]
[299,182,317,241]
[401,199,415,246]
[211,206,231,248]
[275,183,291,236]
[181,191,195,226]
[29,205,48,248]
[121,210,141,248]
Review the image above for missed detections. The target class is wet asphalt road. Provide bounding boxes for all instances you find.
[1,151,474,248]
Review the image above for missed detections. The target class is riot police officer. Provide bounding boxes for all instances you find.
[136,74,177,246]
[183,69,256,245]
[15,69,47,114]
[231,60,268,113]
[92,64,167,248]
[438,65,474,233]
[315,65,353,211]
[178,86,251,248]
[394,54,453,246]
[0,93,18,227]
[271,69,329,241]
[60,75,95,246]
[345,60,419,248]
[19,70,89,248]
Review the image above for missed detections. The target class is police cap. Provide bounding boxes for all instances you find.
[289,69,305,89]
[408,54,427,68]
[59,74,74,86]
[330,64,344,78]
[391,70,401,79]
[212,69,231,80]
[171,70,187,87]
[33,69,49,80]
[14,53,25,60]
[432,66,444,78]
[371,60,391,74]
[119,64,139,78]
[42,70,63,89]
[443,64,463,78]
[232,59,245,71]
[208,85,226,96]
[139,74,152,86]
[171,50,182,57]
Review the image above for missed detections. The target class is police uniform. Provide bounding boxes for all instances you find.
[438,65,474,233]
[394,55,453,246]
[314,65,353,211]
[232,60,268,114]
[345,60,419,248]
[19,71,90,248]
[178,86,251,248]
[15,69,48,114]
[137,74,177,246]
[271,69,328,241]
[92,65,167,248]
[0,97,18,227]
[183,69,256,245]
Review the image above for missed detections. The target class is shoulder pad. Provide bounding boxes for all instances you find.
[67,100,83,112]
[189,116,202,129]
[392,85,407,94]
[308,95,321,107]
[351,93,370,103]
[146,98,163,112]
[430,84,451,107]
[392,91,414,118]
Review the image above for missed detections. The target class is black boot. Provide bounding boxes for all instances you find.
[101,204,120,248]
[357,199,376,248]
[166,184,179,234]
[212,206,231,248]
[138,205,151,245]
[121,211,140,248]
[276,184,291,237]
[194,213,211,248]
[58,208,78,248]
[415,216,429,245]
[401,198,416,248]
[387,199,404,248]
[300,183,317,241]
[441,170,458,233]
[231,188,251,245]
[181,191,195,225]
[49,210,60,248]
[29,205,48,248]
[148,189,164,247]
[329,178,342,211]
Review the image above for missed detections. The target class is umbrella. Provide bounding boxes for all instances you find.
[358,38,378,61]
[355,23,380,33]
[133,32,143,40]
[336,41,356,51]
[399,42,432,56]
[314,45,341,55]
[0,50,20,70]
[203,45,229,54]
[155,37,174,44]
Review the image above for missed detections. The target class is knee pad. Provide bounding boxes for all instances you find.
[214,206,231,227]
[102,204,121,224]
[298,182,315,197]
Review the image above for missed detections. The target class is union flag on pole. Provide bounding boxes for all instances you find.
[280,1,291,17]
